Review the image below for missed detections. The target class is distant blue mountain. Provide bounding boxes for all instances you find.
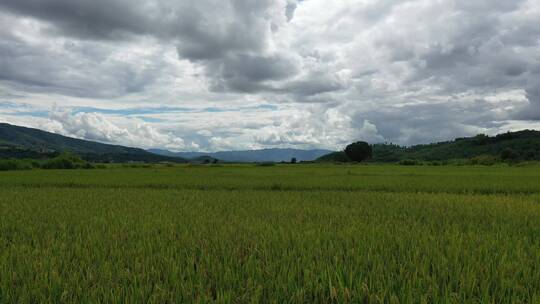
[148,148,334,163]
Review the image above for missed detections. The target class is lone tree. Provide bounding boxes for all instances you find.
[344,141,372,162]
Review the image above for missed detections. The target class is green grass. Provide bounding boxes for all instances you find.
[1,164,540,303]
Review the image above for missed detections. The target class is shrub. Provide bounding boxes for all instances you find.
[42,157,75,169]
[0,159,33,171]
[0,159,20,171]
[121,163,152,168]
[41,153,94,170]
[398,159,421,166]
[450,159,470,166]
[469,155,498,166]
[81,162,95,169]
[29,160,41,168]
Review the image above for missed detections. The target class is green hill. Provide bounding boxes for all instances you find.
[315,151,351,162]
[317,130,540,163]
[0,123,186,163]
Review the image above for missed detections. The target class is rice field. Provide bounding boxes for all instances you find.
[1,164,540,303]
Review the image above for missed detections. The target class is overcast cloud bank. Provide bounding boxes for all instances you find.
[0,0,539,151]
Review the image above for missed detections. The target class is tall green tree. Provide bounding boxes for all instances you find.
[345,141,372,162]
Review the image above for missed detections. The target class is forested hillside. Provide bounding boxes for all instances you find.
[317,130,540,163]
[0,123,186,163]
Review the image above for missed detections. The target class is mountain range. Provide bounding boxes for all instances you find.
[2,122,540,163]
[148,148,333,163]
[0,123,332,162]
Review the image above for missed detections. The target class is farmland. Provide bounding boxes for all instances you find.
[1,164,540,303]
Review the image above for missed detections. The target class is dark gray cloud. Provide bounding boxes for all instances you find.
[0,32,163,98]
[285,2,297,21]
[453,0,524,14]
[168,1,305,94]
[206,53,299,93]
[172,1,277,60]
[278,72,345,98]
[285,0,304,22]
[0,0,154,40]
[0,0,303,96]
[519,77,540,120]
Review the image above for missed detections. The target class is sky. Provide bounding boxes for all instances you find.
[0,0,539,152]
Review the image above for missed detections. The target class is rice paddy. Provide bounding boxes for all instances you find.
[1,164,540,303]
